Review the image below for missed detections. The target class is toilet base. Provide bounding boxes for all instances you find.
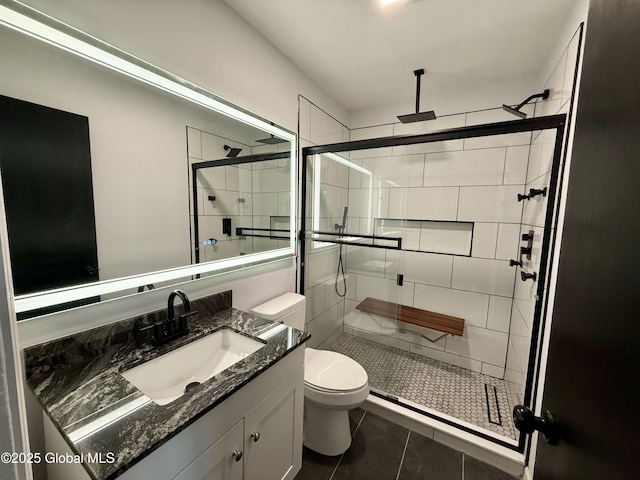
[303,402,352,456]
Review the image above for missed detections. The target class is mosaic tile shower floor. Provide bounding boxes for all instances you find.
[326,333,520,441]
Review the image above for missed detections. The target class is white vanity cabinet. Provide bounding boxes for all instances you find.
[174,367,303,480]
[243,371,302,480]
[43,346,304,480]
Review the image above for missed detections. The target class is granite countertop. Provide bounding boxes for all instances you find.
[24,290,310,480]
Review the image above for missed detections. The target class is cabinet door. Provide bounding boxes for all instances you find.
[244,368,304,480]
[174,420,244,480]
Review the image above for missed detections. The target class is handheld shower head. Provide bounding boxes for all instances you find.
[502,89,550,119]
[335,206,349,232]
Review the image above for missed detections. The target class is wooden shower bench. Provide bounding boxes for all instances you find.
[354,297,465,339]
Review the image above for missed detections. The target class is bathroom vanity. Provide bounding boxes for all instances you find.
[24,291,309,480]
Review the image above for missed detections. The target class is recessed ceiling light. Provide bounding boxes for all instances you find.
[378,0,411,7]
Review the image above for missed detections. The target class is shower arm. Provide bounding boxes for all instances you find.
[413,68,424,114]
[514,89,550,110]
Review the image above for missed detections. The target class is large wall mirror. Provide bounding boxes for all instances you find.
[0,4,297,319]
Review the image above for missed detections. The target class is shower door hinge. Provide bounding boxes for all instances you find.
[396,273,404,286]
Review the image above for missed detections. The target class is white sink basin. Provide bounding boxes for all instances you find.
[121,328,265,405]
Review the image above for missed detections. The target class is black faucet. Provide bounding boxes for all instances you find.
[139,289,198,345]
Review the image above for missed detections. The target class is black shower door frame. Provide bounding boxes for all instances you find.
[300,114,567,451]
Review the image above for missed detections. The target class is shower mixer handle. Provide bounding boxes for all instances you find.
[521,271,537,282]
[517,187,548,202]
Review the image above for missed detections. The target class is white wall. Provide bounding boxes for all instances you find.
[505,25,583,394]
[20,0,349,131]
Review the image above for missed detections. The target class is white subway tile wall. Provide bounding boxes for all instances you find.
[300,24,580,386]
[300,97,351,347]
[188,125,292,262]
[503,26,582,395]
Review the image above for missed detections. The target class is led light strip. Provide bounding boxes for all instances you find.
[14,248,292,313]
[311,153,373,246]
[0,4,295,142]
[67,395,151,443]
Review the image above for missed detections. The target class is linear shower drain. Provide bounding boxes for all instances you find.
[484,383,503,426]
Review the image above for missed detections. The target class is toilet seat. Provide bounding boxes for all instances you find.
[304,348,368,392]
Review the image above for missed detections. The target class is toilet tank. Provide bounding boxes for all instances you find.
[251,292,306,330]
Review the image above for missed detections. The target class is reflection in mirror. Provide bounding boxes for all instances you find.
[308,153,377,250]
[0,5,296,318]
[187,128,291,264]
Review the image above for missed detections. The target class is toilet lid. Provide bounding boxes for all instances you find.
[304,349,368,392]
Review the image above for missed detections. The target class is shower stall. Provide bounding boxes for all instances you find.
[300,114,566,451]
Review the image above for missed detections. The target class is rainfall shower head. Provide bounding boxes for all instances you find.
[224,145,242,157]
[502,89,550,119]
[397,68,437,124]
[502,104,527,119]
[255,134,288,145]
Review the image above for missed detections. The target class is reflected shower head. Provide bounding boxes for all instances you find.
[255,134,288,145]
[224,145,242,157]
[502,89,550,119]
[397,68,437,123]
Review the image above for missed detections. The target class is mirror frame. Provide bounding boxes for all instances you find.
[0,2,297,315]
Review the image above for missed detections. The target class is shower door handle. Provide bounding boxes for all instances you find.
[513,405,557,444]
[84,265,98,276]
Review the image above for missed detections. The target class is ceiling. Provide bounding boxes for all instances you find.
[224,0,579,115]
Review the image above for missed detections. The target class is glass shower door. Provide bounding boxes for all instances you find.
[325,147,410,402]
[302,151,404,353]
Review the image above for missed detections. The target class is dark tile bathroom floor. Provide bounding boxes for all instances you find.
[294,409,519,480]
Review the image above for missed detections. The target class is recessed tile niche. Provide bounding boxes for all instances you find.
[374,219,473,256]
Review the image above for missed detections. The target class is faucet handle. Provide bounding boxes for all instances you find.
[177,310,198,334]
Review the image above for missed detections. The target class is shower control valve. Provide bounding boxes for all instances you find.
[521,271,537,282]
[517,187,548,202]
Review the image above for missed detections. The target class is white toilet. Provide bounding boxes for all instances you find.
[251,292,369,456]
